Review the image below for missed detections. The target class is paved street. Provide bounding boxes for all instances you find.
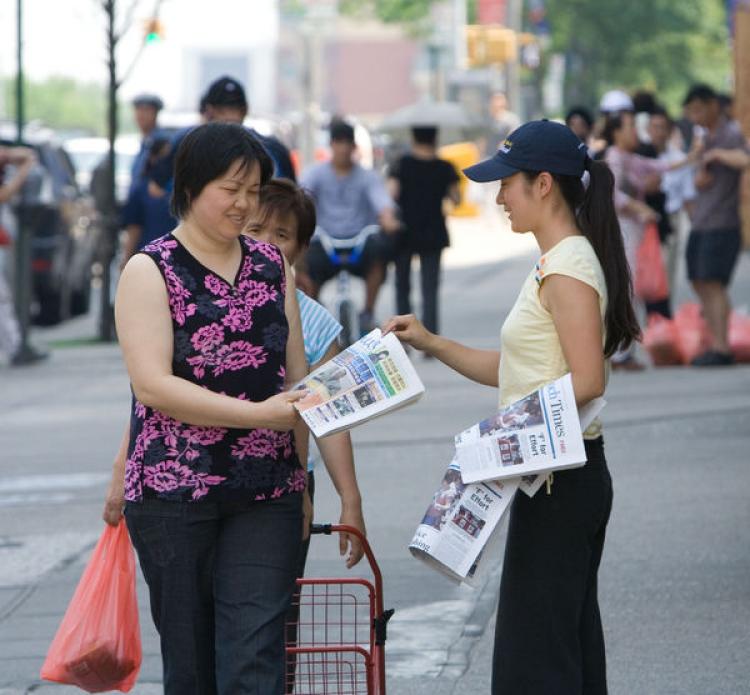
[0,216,749,694]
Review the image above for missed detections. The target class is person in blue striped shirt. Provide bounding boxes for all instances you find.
[245,179,366,692]
[244,179,366,569]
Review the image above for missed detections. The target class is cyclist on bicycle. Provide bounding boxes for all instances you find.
[299,120,400,334]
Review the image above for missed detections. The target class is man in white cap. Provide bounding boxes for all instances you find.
[599,89,634,115]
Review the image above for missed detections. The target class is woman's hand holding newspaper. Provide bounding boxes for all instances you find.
[382,314,434,352]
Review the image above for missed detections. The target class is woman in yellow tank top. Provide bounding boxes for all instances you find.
[384,120,640,694]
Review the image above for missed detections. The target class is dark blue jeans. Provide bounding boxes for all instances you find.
[125,493,303,695]
[492,437,612,695]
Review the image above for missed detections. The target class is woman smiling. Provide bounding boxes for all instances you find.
[115,123,308,694]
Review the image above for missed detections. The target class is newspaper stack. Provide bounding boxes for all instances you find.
[410,374,605,583]
[410,459,519,585]
[294,329,425,438]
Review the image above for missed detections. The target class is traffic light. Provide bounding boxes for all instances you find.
[465,24,517,67]
[466,25,484,67]
[143,17,164,44]
[484,26,517,64]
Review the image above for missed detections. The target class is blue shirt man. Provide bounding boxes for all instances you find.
[297,120,399,333]
[301,161,392,240]
[130,93,164,192]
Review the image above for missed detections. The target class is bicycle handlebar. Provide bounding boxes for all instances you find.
[315,224,380,254]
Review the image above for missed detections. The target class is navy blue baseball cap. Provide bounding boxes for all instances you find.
[464,120,589,182]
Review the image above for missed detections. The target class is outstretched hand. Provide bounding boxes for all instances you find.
[381,314,434,353]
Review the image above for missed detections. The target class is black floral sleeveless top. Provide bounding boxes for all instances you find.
[124,233,305,504]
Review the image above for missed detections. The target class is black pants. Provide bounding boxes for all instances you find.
[492,438,612,695]
[394,248,442,334]
[126,493,302,695]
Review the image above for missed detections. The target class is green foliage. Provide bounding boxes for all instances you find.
[340,0,731,116]
[0,76,133,136]
[543,0,732,114]
[339,0,438,32]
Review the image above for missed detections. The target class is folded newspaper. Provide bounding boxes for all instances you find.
[455,374,605,485]
[410,375,605,583]
[409,459,519,583]
[293,329,425,438]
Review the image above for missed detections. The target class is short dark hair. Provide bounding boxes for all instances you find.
[718,92,734,109]
[412,126,438,145]
[565,106,594,129]
[330,119,355,143]
[257,178,317,247]
[650,105,673,126]
[171,123,272,219]
[143,138,171,176]
[632,90,657,115]
[683,84,718,106]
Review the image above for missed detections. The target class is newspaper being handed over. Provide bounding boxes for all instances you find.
[409,459,519,583]
[455,374,605,485]
[294,329,425,438]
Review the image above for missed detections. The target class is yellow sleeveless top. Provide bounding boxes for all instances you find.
[499,235,608,439]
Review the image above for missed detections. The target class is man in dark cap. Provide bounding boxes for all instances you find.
[130,93,164,191]
[148,75,295,194]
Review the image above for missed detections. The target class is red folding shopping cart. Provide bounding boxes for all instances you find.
[286,524,394,695]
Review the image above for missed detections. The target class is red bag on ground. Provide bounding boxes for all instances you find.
[634,222,669,303]
[40,520,141,692]
[729,309,750,363]
[643,313,682,366]
[673,302,712,365]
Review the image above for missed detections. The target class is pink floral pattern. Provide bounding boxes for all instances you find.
[126,235,302,503]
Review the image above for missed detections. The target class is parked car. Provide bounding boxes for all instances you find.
[1,122,98,326]
[64,135,139,204]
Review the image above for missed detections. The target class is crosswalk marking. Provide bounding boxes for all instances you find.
[0,532,99,588]
[0,472,110,492]
[0,473,109,587]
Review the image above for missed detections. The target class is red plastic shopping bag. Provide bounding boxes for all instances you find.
[643,313,682,366]
[673,302,712,365]
[634,222,669,303]
[729,309,750,363]
[40,520,141,692]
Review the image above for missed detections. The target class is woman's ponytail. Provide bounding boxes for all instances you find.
[527,159,641,357]
[577,159,640,356]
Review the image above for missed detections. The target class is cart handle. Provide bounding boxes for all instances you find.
[309,523,393,693]
[311,522,366,541]
[310,524,374,575]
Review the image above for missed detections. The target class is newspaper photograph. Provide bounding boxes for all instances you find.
[454,374,590,484]
[409,459,519,583]
[293,329,425,438]
[513,396,607,497]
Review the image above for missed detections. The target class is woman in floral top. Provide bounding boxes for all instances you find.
[114,123,308,694]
